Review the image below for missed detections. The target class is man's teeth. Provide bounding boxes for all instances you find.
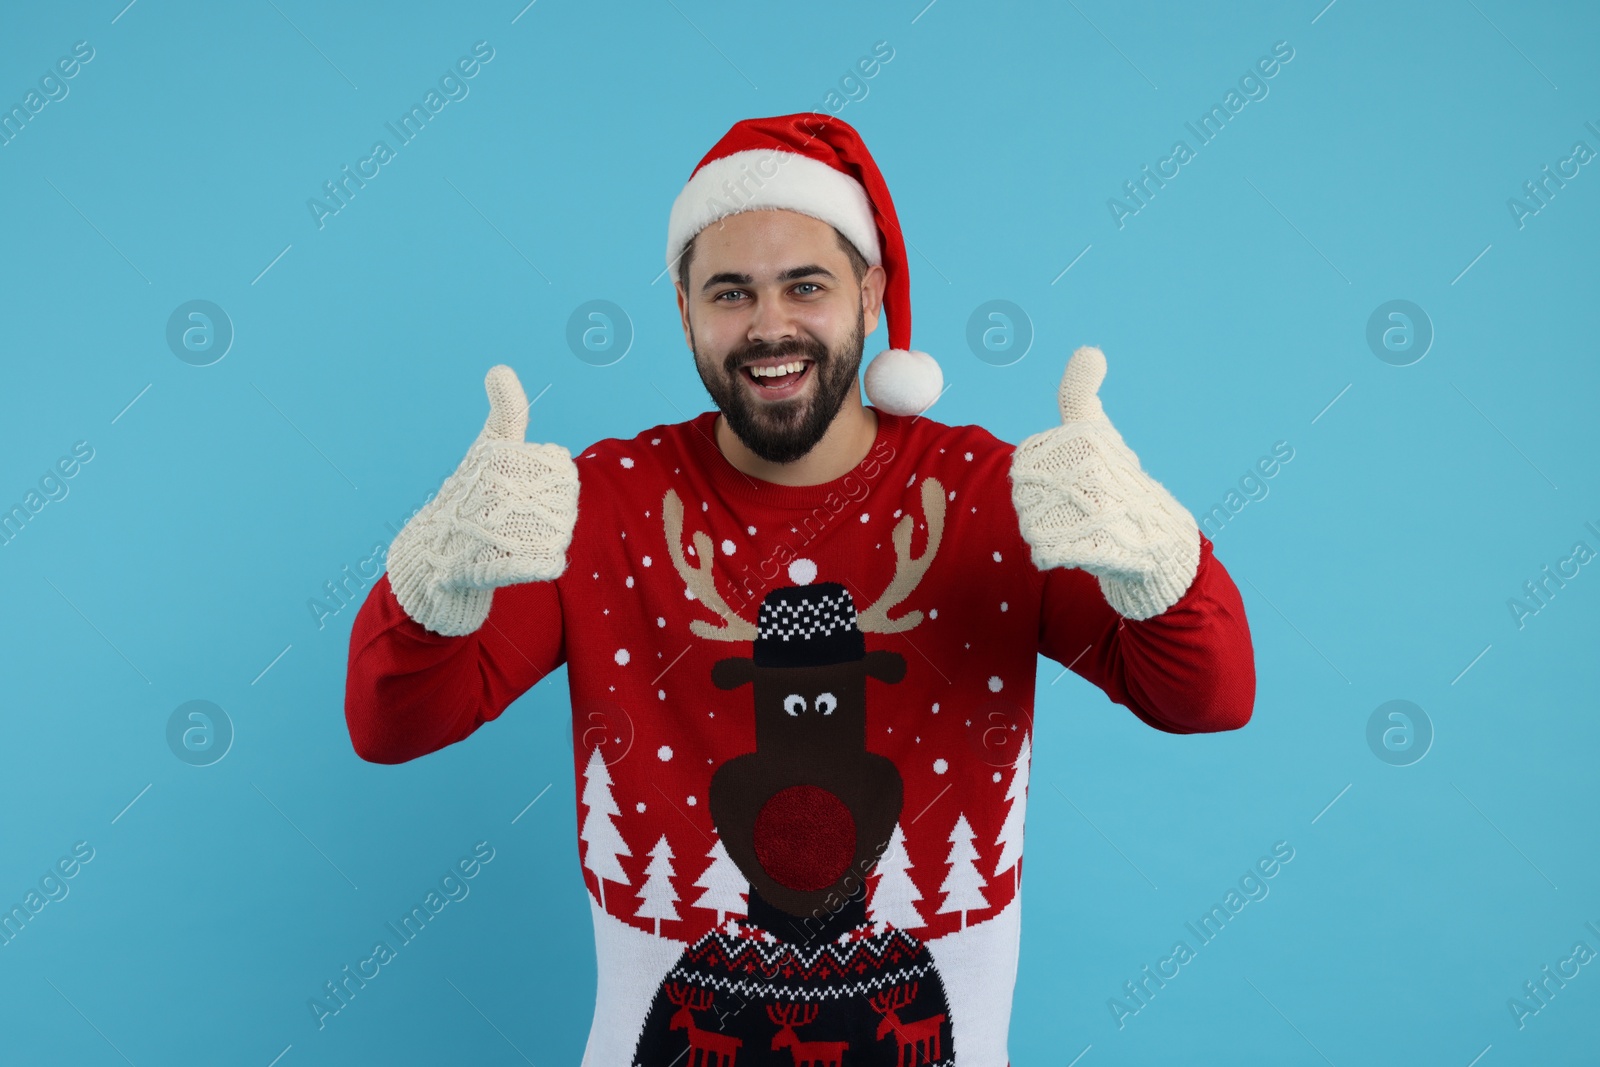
[748,361,808,378]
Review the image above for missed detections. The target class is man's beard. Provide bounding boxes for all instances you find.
[693,305,866,465]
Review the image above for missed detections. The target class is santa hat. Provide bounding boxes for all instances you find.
[665,113,942,417]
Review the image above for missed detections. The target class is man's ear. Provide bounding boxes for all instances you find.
[674,281,693,353]
[712,657,756,690]
[863,648,905,685]
[859,262,888,339]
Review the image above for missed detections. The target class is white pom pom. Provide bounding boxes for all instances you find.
[788,558,818,585]
[864,349,942,416]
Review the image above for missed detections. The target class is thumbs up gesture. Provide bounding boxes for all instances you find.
[1008,346,1200,620]
[387,365,580,636]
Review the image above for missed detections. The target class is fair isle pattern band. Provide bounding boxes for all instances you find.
[663,922,943,1003]
[758,589,858,642]
[665,148,883,272]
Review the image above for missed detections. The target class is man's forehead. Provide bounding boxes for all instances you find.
[692,210,845,281]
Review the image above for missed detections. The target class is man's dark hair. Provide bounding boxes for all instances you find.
[676,222,869,295]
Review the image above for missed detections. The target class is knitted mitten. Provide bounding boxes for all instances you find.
[387,364,579,636]
[1008,346,1200,621]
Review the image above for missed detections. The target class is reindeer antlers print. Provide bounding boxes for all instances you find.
[765,1001,820,1026]
[661,475,945,641]
[664,981,714,1011]
[855,476,945,634]
[662,489,759,642]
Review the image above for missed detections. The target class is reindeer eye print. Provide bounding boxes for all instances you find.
[815,692,837,715]
[783,694,807,716]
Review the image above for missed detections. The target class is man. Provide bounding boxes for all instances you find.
[345,113,1255,1066]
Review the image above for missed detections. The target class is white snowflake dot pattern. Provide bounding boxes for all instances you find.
[993,771,1002,783]
[642,555,653,567]
[620,456,634,468]
[657,616,666,627]
[721,538,736,555]
[859,512,869,523]
[964,451,974,461]
[657,745,673,761]
[932,702,941,713]
[1001,602,1008,612]
[615,649,630,665]
[658,689,666,700]
[933,758,949,774]
[992,551,1002,562]
[636,801,646,812]
[625,576,634,588]
[788,558,818,585]
[651,437,661,445]
[747,525,757,535]
[929,608,938,619]
[988,675,1003,692]
[686,795,697,806]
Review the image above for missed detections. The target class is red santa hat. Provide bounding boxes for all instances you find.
[665,113,942,417]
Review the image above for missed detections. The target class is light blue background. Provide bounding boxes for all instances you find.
[1,1,1596,1064]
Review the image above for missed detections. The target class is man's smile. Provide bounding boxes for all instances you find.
[737,356,815,401]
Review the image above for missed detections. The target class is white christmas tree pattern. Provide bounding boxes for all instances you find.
[690,836,747,926]
[868,821,925,931]
[579,746,631,911]
[635,834,682,936]
[936,812,990,930]
[993,731,1031,895]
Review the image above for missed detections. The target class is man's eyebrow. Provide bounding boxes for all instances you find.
[700,264,837,294]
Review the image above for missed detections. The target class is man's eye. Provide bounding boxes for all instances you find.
[714,290,745,302]
[793,283,821,295]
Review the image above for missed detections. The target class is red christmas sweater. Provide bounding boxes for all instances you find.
[345,406,1255,1067]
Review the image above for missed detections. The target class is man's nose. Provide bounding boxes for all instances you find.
[747,294,799,346]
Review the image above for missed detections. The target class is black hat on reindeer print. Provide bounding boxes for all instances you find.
[753,581,865,669]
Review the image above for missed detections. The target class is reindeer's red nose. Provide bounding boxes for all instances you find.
[753,785,856,892]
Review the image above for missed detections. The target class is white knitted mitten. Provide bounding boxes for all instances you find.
[1008,346,1200,621]
[386,364,579,636]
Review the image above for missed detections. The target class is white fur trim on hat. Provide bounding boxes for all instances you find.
[665,149,882,272]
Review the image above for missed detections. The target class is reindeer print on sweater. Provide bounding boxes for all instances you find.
[627,478,956,1064]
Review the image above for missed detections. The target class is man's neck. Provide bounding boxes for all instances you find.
[713,387,880,487]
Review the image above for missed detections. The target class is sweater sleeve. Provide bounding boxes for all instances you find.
[343,571,566,764]
[1036,531,1255,734]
